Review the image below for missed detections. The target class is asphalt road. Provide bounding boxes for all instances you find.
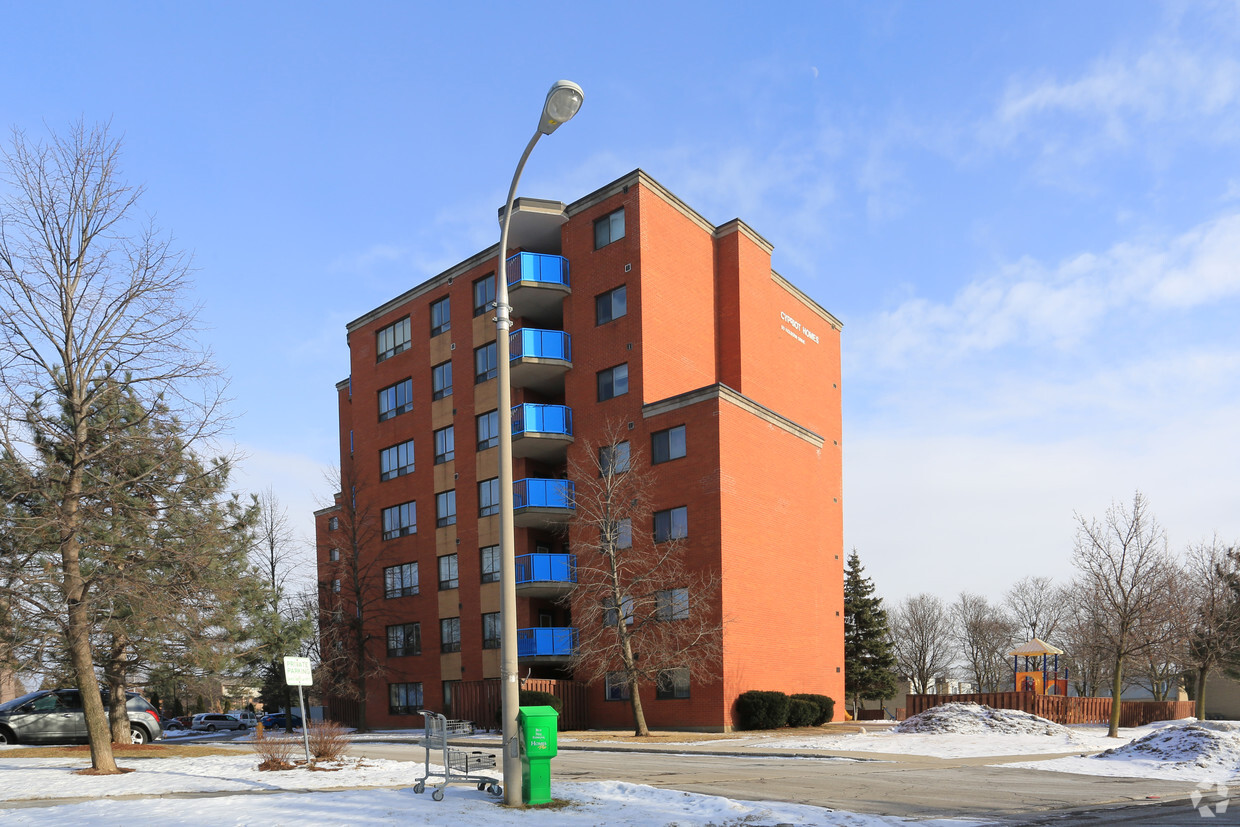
[345,740,1218,824]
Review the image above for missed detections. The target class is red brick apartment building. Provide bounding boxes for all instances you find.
[315,169,844,731]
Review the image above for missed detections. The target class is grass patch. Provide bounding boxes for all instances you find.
[0,744,240,760]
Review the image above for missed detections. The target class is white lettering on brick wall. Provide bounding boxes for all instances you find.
[779,311,820,345]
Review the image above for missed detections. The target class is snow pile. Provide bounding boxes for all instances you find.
[1093,720,1240,775]
[895,704,1077,738]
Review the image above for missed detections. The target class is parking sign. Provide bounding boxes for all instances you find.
[283,656,313,686]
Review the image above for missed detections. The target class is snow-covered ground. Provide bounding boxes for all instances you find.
[0,754,980,827]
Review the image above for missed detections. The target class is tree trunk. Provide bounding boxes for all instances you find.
[1194,667,1208,720]
[620,632,647,736]
[1107,656,1124,737]
[104,653,132,744]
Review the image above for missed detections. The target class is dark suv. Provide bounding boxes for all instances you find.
[0,689,163,745]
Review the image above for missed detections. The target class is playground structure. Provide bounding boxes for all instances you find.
[1007,638,1068,696]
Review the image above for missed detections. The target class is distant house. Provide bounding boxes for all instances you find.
[1205,674,1240,719]
[0,668,24,704]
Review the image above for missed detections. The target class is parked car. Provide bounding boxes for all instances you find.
[259,712,303,729]
[191,713,247,732]
[227,710,258,728]
[163,717,186,731]
[0,689,163,745]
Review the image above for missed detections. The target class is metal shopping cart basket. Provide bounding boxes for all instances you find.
[413,710,501,800]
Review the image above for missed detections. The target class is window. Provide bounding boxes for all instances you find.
[430,296,451,336]
[331,578,341,593]
[603,595,634,627]
[599,441,631,475]
[482,612,501,649]
[440,617,461,653]
[475,342,497,383]
[434,425,455,464]
[656,668,691,700]
[380,439,415,481]
[328,517,339,531]
[656,588,690,621]
[443,680,459,717]
[432,361,453,400]
[389,682,423,715]
[596,285,627,325]
[382,501,416,540]
[594,207,625,249]
[438,553,458,590]
[473,273,496,317]
[478,477,500,517]
[436,490,457,527]
[617,518,632,549]
[384,562,418,598]
[480,545,500,583]
[386,623,421,657]
[605,672,630,701]
[328,548,340,562]
[378,379,413,421]
[376,317,411,362]
[476,410,499,450]
[652,425,686,465]
[653,506,688,542]
[597,363,629,401]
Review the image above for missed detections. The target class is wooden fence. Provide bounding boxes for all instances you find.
[454,677,589,731]
[905,691,1195,727]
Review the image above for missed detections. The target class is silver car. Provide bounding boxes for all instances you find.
[0,689,163,745]
[191,712,247,732]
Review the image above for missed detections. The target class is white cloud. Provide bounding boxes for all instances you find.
[852,211,1240,372]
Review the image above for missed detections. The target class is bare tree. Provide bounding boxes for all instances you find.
[1072,492,1183,736]
[565,425,723,737]
[952,592,1018,692]
[317,466,388,732]
[1005,575,1069,645]
[0,122,223,771]
[1058,588,1110,697]
[1183,536,1240,718]
[890,593,955,694]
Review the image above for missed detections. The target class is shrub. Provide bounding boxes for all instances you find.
[791,693,836,726]
[786,698,818,728]
[307,720,349,762]
[735,690,790,730]
[519,690,563,714]
[251,731,298,771]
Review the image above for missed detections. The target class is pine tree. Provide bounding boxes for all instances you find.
[843,550,897,718]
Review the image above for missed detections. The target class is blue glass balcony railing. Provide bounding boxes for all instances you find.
[515,553,577,586]
[517,626,577,658]
[510,328,570,362]
[512,403,572,438]
[507,252,569,288]
[513,478,575,511]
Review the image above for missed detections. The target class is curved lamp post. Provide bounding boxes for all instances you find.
[495,79,583,806]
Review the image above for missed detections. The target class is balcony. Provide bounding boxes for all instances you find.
[511,403,573,463]
[517,626,576,662]
[507,252,569,325]
[509,328,571,394]
[513,478,574,528]
[515,553,576,598]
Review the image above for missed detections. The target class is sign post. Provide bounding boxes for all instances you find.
[283,656,313,764]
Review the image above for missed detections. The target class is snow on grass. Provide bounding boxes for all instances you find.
[0,755,986,826]
[1005,720,1240,783]
[894,704,1075,737]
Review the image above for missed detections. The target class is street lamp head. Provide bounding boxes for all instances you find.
[539,80,584,135]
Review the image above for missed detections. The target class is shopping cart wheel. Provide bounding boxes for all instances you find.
[477,782,486,791]
[488,784,502,797]
[432,789,444,802]
[413,782,424,794]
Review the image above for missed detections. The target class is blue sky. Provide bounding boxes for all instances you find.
[4,1,1238,604]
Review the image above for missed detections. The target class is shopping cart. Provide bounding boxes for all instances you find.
[412,710,501,800]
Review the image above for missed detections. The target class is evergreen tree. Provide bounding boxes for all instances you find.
[843,550,897,718]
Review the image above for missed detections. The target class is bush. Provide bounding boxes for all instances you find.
[786,698,818,728]
[791,693,835,726]
[307,720,349,762]
[519,690,563,714]
[735,690,790,730]
[251,731,297,771]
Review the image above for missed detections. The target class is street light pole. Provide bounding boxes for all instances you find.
[495,80,583,807]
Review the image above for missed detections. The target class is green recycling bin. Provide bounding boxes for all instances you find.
[517,705,559,805]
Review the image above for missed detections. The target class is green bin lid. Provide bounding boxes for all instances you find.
[518,705,559,717]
